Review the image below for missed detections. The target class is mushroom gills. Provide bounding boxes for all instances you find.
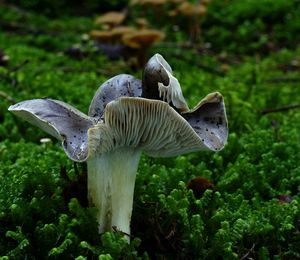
[103,97,226,157]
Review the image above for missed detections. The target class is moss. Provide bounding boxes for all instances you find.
[1,2,300,259]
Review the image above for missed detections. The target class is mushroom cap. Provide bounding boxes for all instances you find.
[122,29,165,49]
[89,74,142,119]
[90,30,118,43]
[9,92,227,162]
[135,18,149,29]
[8,99,94,162]
[177,2,207,16]
[201,0,211,6]
[88,95,227,158]
[182,92,228,152]
[90,27,136,43]
[142,53,189,112]
[95,12,126,26]
[8,53,228,162]
[111,26,136,37]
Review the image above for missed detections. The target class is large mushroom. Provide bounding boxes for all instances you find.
[8,54,228,241]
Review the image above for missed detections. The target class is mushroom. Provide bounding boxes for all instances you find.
[134,18,149,29]
[95,11,126,29]
[177,2,207,16]
[90,30,118,44]
[122,29,165,67]
[169,2,207,42]
[90,27,136,60]
[8,54,228,242]
[122,29,165,49]
[142,53,189,112]
[90,26,136,44]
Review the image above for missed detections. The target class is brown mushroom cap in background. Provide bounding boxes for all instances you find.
[90,30,119,43]
[90,27,136,43]
[135,18,149,29]
[95,11,126,26]
[122,29,165,49]
[177,2,207,16]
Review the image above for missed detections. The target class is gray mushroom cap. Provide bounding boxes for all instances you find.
[89,74,142,119]
[8,99,94,162]
[8,53,228,162]
[182,92,228,151]
[142,53,189,112]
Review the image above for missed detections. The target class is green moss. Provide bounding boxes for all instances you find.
[1,2,300,259]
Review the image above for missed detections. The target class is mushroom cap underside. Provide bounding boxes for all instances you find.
[8,99,94,162]
[8,93,227,162]
[88,96,228,158]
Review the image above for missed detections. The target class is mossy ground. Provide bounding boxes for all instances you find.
[1,2,300,259]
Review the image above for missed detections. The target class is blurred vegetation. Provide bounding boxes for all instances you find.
[1,0,300,259]
[2,0,129,16]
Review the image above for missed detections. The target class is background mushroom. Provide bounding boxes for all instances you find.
[8,53,227,242]
[122,29,165,67]
[95,11,127,29]
[168,1,208,42]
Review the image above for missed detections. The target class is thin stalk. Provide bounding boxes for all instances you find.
[87,147,141,240]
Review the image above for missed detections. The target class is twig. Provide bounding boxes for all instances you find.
[0,91,16,103]
[240,243,255,260]
[265,77,300,84]
[112,226,133,239]
[9,59,29,73]
[260,104,300,115]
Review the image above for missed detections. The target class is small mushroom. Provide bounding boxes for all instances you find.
[122,29,165,66]
[95,11,126,28]
[122,29,165,49]
[177,2,207,16]
[187,176,216,199]
[90,27,135,60]
[90,30,119,44]
[135,18,149,29]
[8,53,228,242]
[169,2,208,42]
[90,27,136,44]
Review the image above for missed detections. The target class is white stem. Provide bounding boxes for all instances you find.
[87,148,141,240]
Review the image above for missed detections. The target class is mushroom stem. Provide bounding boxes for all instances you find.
[87,147,142,240]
